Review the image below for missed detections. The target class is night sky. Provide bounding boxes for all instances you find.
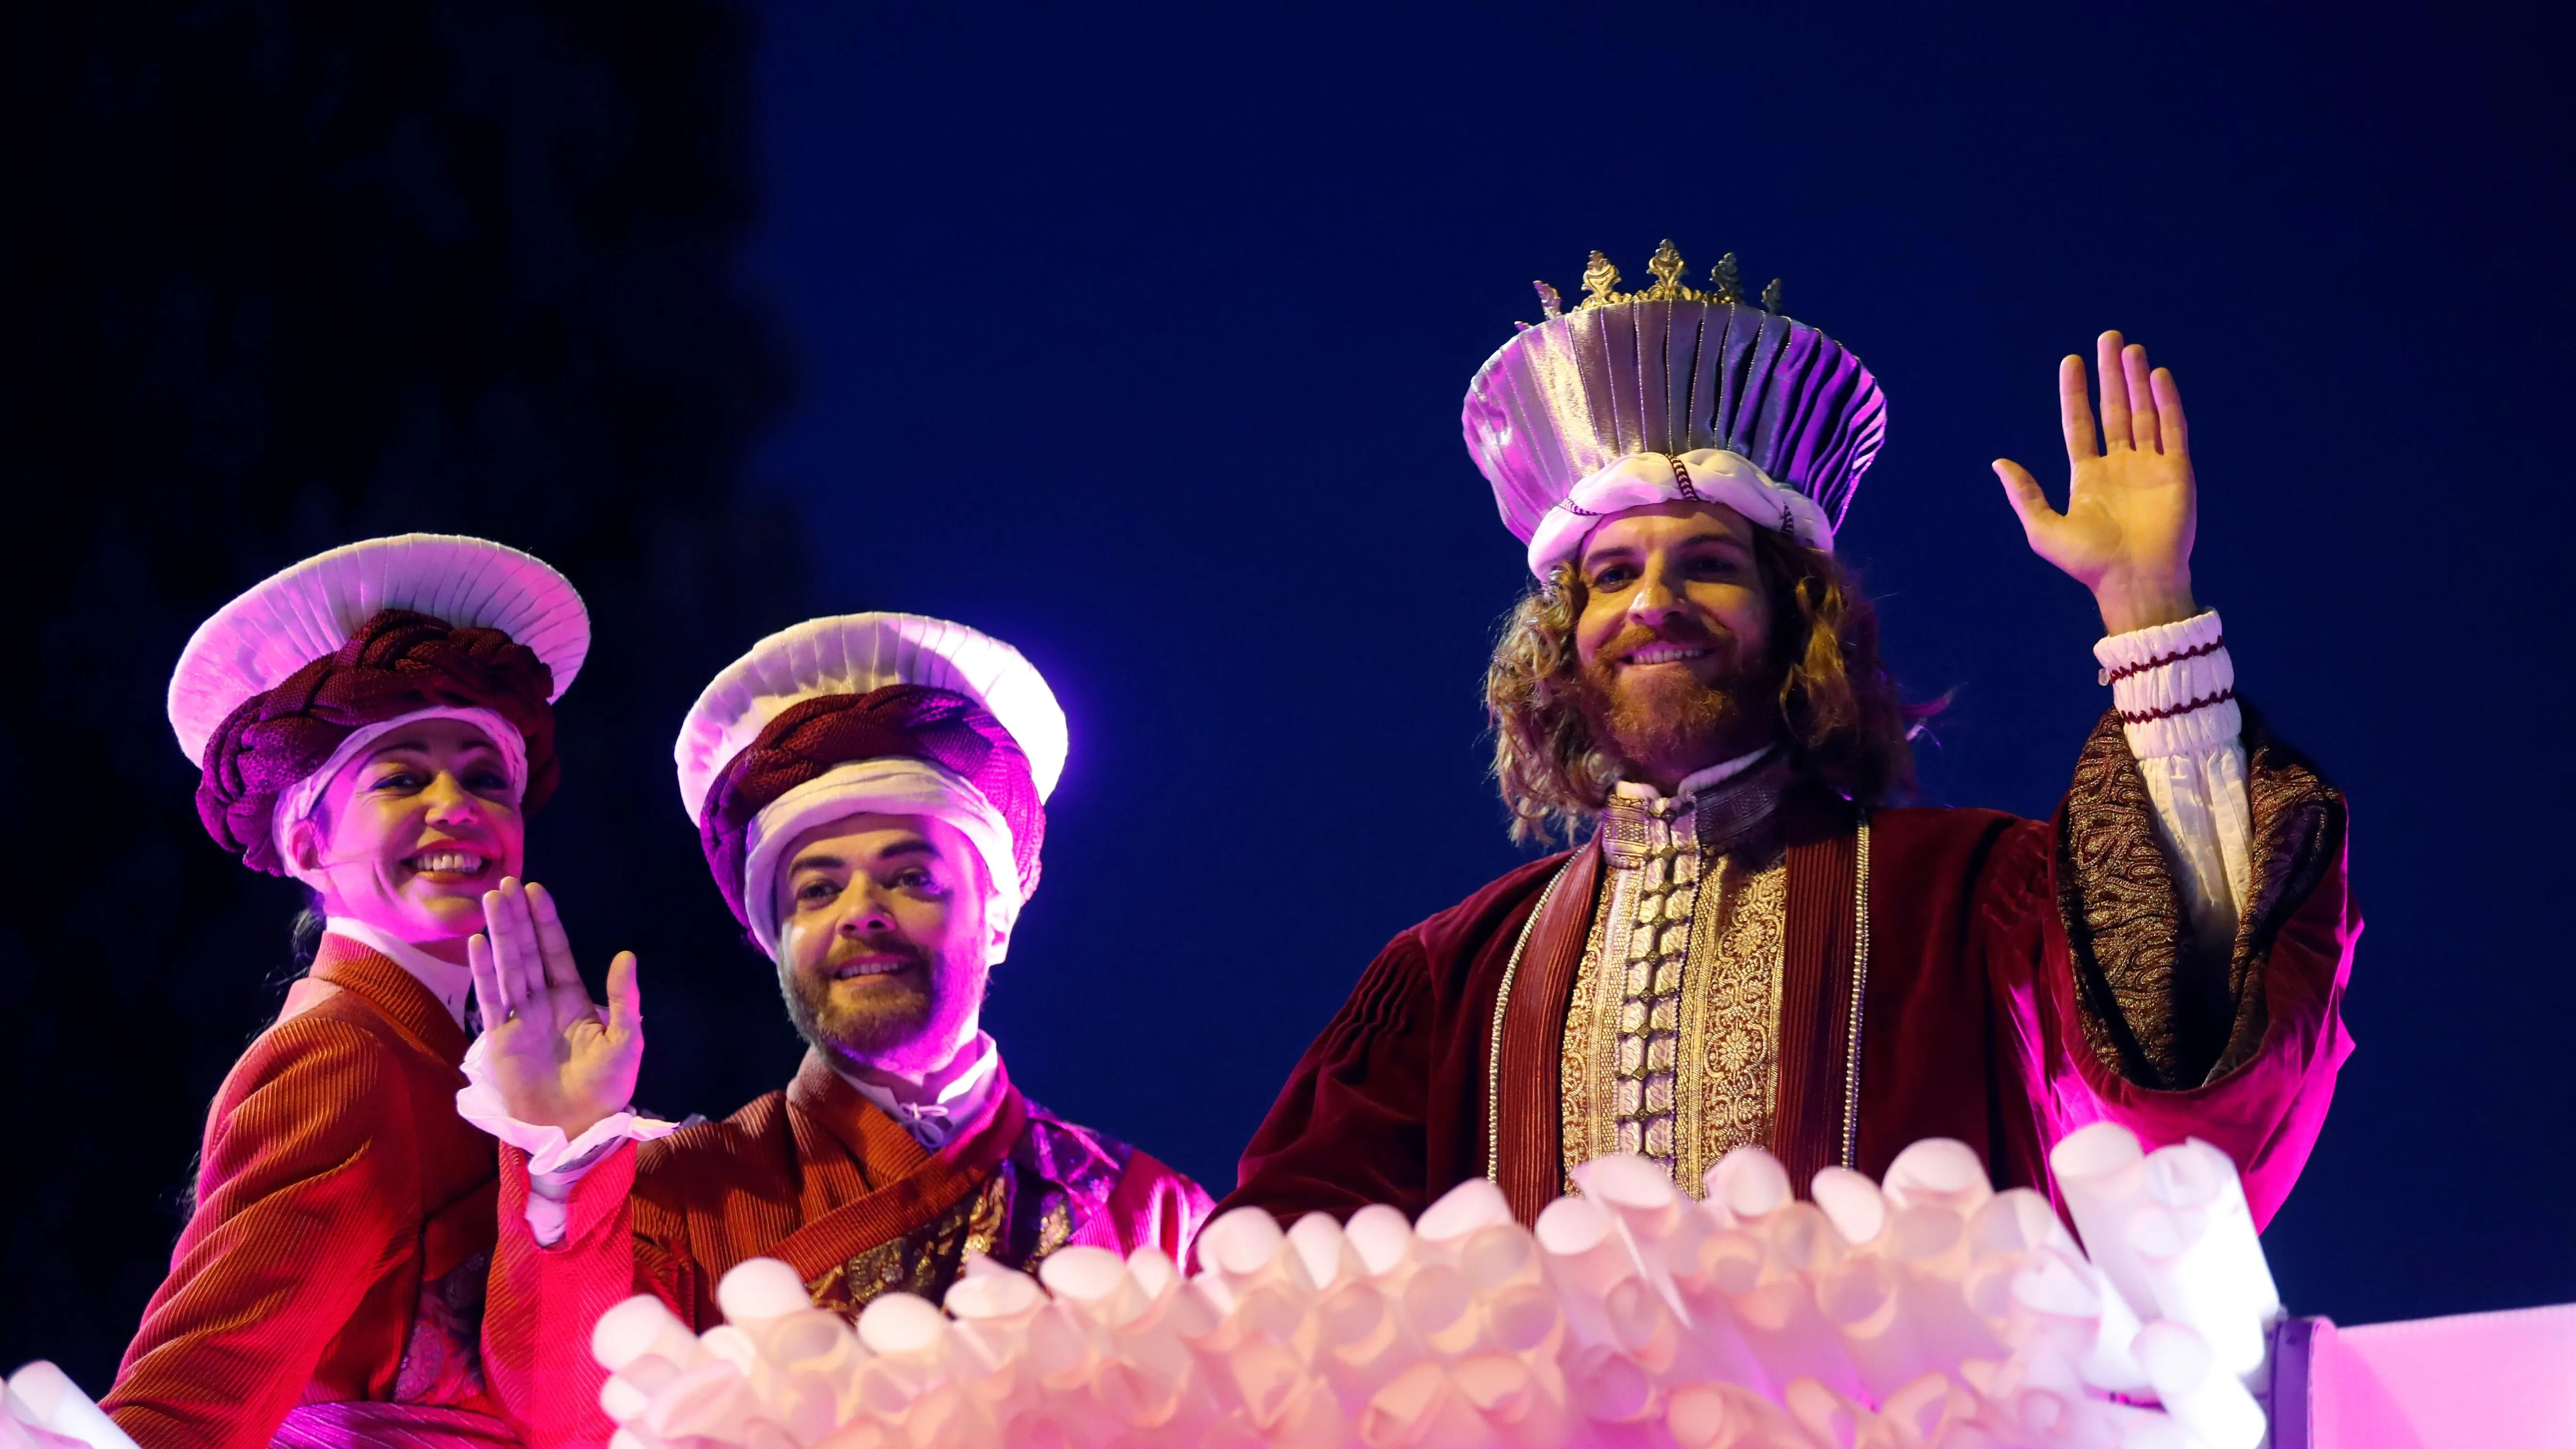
[734,0,2571,1329]
[6,0,2570,1388]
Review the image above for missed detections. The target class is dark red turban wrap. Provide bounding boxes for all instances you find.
[195,607,561,875]
[697,684,1044,934]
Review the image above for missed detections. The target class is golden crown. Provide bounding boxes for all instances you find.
[1529,239,1782,323]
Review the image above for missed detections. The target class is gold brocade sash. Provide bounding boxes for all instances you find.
[769,1056,1027,1301]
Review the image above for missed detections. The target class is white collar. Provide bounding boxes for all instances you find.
[322,917,474,1030]
[1611,745,1778,804]
[832,1032,1003,1150]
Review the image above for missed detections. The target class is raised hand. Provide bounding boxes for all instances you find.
[1995,330,2199,635]
[467,878,643,1140]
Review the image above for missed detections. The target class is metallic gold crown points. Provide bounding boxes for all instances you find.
[1581,251,1621,306]
[1538,241,1781,316]
[1710,252,1742,304]
[1644,239,1687,296]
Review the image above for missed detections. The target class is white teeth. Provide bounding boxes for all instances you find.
[1629,644,1711,665]
[411,851,485,874]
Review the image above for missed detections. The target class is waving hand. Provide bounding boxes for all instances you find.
[1995,330,2200,635]
[467,878,643,1141]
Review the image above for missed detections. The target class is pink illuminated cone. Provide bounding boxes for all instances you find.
[1345,1204,1419,1284]
[2135,1139,2279,1377]
[1729,1273,1871,1403]
[1811,1167,1891,1254]
[1968,1190,2079,1263]
[594,1295,703,1374]
[1286,1213,1354,1295]
[716,1258,813,1325]
[1887,1202,2008,1366]
[1705,1146,1794,1228]
[2134,1321,2262,1449]
[2047,1123,2158,1321]
[2009,1249,2148,1394]
[1882,1139,1994,1217]
[1198,1206,1291,1291]
[1534,1196,1634,1337]
[1814,1254,1935,1403]
[641,1359,766,1445]
[3,1364,141,1449]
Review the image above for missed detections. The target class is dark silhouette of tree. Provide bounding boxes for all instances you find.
[0,0,804,1386]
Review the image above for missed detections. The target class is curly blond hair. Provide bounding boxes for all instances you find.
[1486,528,1926,844]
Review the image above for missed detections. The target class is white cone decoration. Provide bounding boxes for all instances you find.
[589,1132,2286,1448]
[3,1363,142,1449]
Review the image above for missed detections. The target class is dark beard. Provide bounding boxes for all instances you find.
[1575,626,1775,782]
[778,936,973,1065]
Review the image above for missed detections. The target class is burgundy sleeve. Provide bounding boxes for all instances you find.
[1992,714,2358,1229]
[1220,930,1439,1224]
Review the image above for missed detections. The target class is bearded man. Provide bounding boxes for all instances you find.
[1224,243,2353,1232]
[458,614,1210,1448]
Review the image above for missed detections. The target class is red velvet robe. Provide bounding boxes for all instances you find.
[1225,713,2355,1231]
[482,1052,1211,1449]
[106,937,507,1449]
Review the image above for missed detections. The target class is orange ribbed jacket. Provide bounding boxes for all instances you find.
[105,937,505,1449]
[483,1054,1209,1448]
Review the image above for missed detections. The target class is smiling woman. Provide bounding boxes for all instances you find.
[290,719,530,960]
[105,535,587,1449]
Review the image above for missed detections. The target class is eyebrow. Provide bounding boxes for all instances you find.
[369,738,502,760]
[1582,532,1748,569]
[789,839,940,875]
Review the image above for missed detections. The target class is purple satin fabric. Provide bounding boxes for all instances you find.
[271,1403,518,1449]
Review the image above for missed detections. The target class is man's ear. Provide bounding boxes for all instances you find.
[983,914,1012,967]
[288,818,323,874]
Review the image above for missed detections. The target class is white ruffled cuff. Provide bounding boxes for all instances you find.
[454,1032,682,1176]
[2094,609,2240,758]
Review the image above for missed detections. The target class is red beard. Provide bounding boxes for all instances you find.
[1575,623,1776,781]
[781,934,959,1063]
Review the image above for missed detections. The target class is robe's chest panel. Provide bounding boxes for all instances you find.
[800,1110,1131,1316]
[1561,821,1789,1194]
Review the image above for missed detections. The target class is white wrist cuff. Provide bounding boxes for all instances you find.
[453,1033,681,1176]
[2094,609,2240,758]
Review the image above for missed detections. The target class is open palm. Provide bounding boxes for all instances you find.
[467,878,643,1141]
[1995,330,2199,636]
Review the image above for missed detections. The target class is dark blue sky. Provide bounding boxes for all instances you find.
[733,0,2571,1326]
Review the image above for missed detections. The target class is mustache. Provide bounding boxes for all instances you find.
[1597,619,1737,663]
[821,933,932,971]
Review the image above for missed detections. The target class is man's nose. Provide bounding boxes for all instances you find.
[837,888,898,937]
[1626,559,1688,625]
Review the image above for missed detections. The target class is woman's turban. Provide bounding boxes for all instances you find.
[195,608,561,874]
[167,534,588,875]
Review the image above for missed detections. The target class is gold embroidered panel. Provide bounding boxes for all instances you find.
[1562,828,1788,1196]
[805,1173,1010,1316]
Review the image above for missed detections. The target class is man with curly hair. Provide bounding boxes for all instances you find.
[1224,244,2354,1230]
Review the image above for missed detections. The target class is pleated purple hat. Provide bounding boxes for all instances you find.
[1461,242,1887,577]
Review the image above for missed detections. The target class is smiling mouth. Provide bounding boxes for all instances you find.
[832,957,912,981]
[1624,642,1714,666]
[406,850,488,877]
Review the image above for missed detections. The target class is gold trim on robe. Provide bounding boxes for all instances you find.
[1560,764,1791,1195]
